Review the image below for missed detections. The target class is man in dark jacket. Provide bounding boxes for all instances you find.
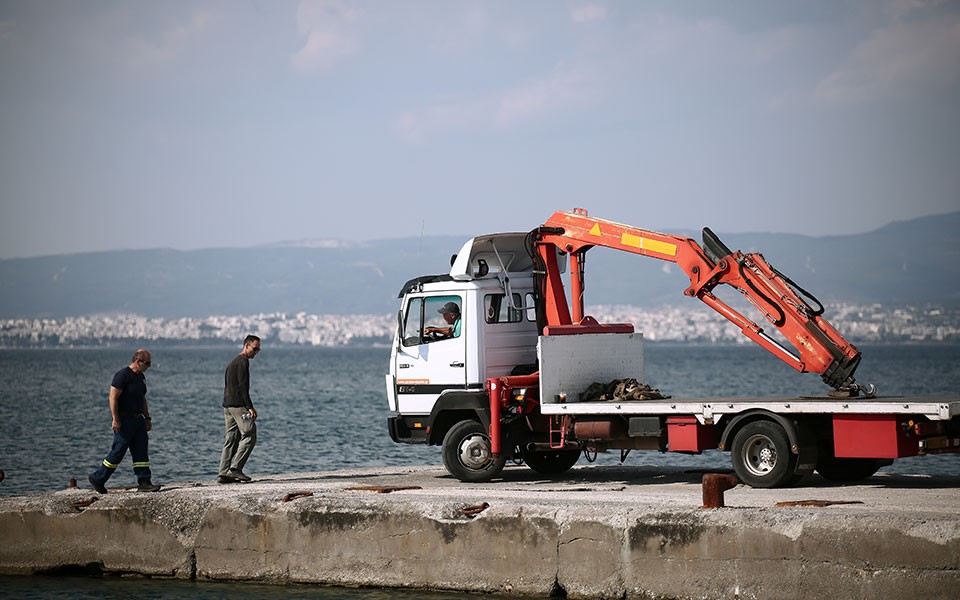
[219,335,260,483]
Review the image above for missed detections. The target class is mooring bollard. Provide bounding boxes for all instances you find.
[702,473,739,508]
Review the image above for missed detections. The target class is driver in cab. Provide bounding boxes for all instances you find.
[424,302,461,340]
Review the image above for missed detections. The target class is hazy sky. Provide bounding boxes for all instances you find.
[1,1,958,258]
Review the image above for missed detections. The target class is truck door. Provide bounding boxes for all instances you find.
[394,294,468,414]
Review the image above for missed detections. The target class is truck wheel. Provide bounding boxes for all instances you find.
[522,448,580,475]
[730,421,797,488]
[816,458,882,482]
[442,420,507,483]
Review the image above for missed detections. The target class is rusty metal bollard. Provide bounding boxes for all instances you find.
[702,473,739,508]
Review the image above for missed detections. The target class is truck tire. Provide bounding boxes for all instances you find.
[815,457,882,482]
[442,420,507,483]
[730,420,797,488]
[522,448,581,475]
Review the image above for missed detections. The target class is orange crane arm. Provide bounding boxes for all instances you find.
[529,208,864,392]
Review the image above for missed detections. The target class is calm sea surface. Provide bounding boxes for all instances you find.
[1,344,958,598]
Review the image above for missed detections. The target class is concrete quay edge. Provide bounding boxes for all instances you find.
[1,464,958,599]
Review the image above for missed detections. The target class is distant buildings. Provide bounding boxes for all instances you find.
[0,304,957,348]
[0,312,395,348]
[589,303,960,344]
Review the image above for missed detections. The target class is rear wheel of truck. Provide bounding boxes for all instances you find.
[442,420,507,483]
[815,457,882,482]
[522,448,581,475]
[731,420,797,488]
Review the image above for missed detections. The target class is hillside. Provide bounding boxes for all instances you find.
[1,213,958,319]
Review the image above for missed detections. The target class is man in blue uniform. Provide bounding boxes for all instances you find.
[88,349,161,493]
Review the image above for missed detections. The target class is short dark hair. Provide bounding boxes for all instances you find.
[243,335,261,346]
[132,349,150,363]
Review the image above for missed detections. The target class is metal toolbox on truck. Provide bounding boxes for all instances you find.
[538,332,644,405]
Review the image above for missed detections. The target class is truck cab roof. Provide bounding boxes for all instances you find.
[396,232,567,297]
[449,232,566,281]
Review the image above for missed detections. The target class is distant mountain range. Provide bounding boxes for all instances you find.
[1,212,958,319]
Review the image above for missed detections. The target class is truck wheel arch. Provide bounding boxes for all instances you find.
[719,410,801,454]
[426,391,490,445]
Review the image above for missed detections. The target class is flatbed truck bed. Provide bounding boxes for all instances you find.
[541,395,960,420]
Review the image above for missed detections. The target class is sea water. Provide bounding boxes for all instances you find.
[1,344,958,597]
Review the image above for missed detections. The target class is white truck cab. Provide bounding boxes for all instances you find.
[387,233,553,448]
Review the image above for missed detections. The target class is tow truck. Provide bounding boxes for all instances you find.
[385,209,960,487]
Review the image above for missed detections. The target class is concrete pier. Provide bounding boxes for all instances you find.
[1,464,958,599]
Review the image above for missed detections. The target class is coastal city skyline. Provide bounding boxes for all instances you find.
[4,303,957,348]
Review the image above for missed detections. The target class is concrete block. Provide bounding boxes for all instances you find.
[0,507,193,578]
[800,522,960,570]
[558,519,624,599]
[195,501,560,595]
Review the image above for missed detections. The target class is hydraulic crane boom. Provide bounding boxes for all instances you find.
[528,208,868,394]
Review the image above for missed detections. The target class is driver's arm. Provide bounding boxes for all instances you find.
[424,326,453,338]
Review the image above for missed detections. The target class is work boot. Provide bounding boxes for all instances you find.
[137,479,161,492]
[88,474,107,494]
[228,469,251,482]
[217,474,236,484]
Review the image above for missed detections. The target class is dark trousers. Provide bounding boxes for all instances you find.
[91,415,152,484]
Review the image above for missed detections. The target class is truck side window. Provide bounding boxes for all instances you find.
[485,293,523,324]
[425,296,461,342]
[404,296,462,345]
